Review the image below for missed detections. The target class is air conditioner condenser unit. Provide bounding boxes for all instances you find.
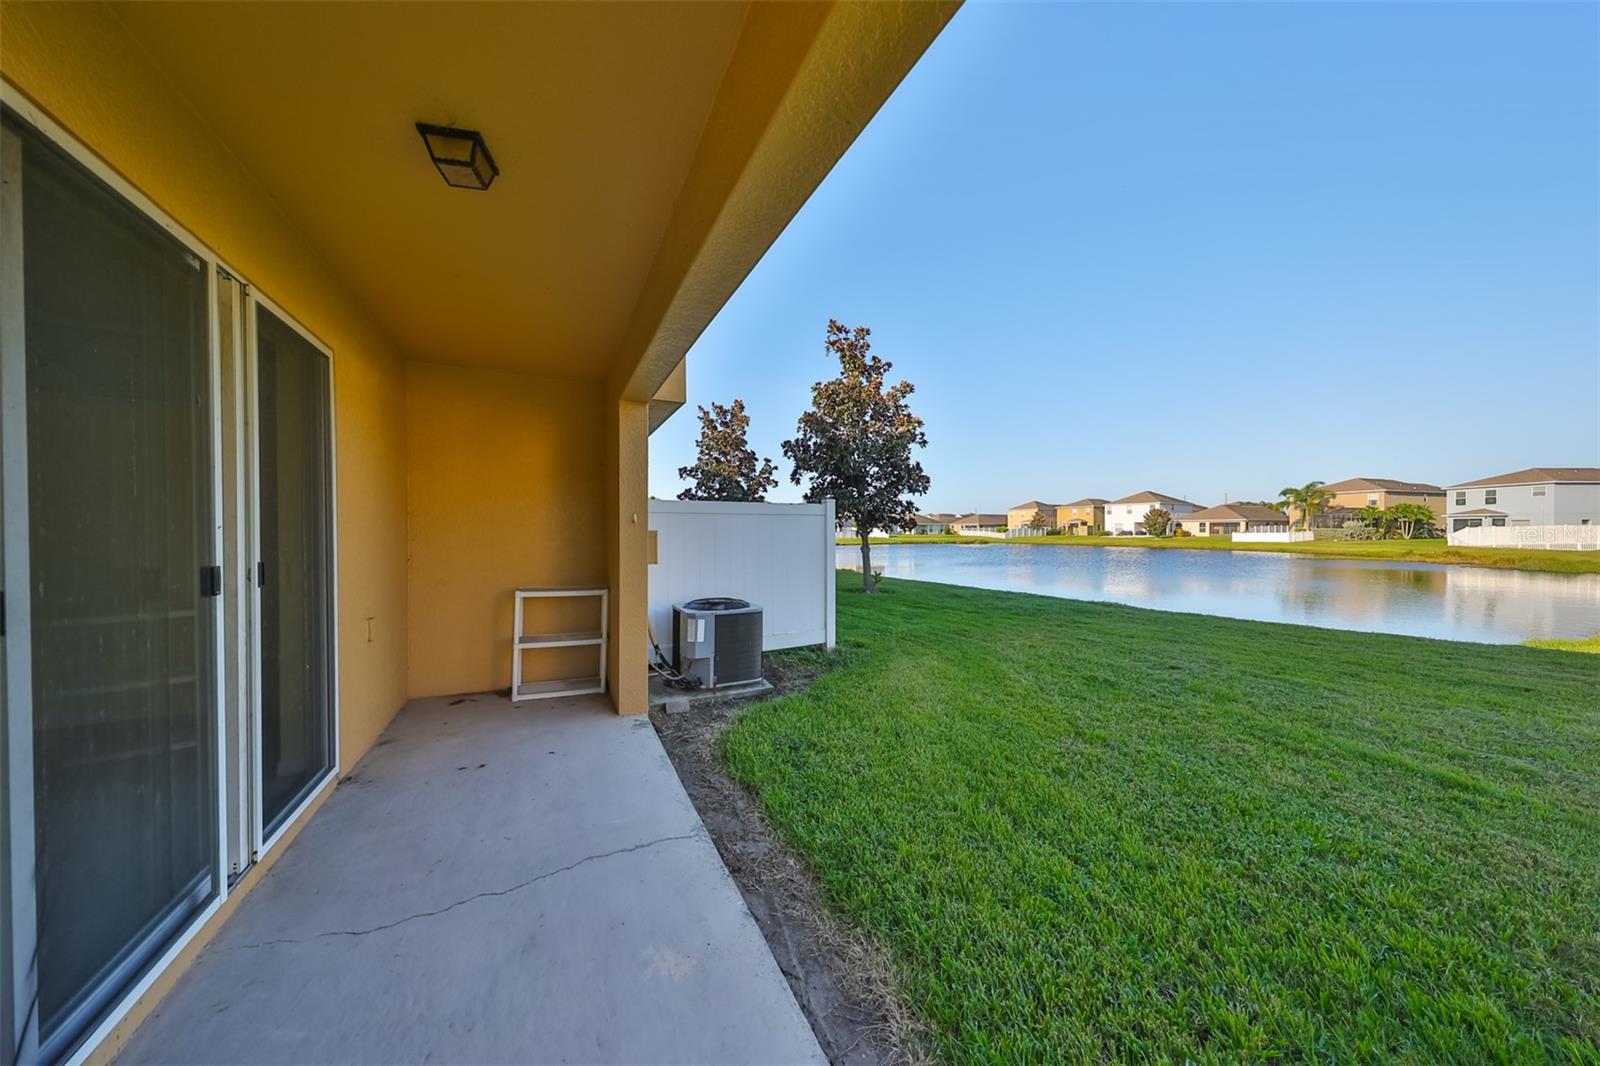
[671,597,763,689]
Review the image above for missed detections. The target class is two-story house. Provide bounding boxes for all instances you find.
[1057,498,1108,534]
[1445,468,1600,535]
[1105,491,1203,535]
[1007,500,1060,531]
[1303,477,1446,528]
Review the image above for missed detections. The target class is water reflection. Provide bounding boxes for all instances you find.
[839,544,1600,644]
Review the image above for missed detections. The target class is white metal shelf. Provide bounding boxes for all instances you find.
[514,630,602,649]
[512,587,607,702]
[514,677,604,700]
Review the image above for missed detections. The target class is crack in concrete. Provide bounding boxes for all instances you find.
[223,831,703,950]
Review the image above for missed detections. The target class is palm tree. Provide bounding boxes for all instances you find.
[1278,480,1332,531]
[1355,503,1386,532]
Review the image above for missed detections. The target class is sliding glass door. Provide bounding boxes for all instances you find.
[253,305,334,837]
[1,111,218,1061]
[0,101,337,1062]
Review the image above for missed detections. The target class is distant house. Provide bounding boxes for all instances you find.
[1057,498,1108,534]
[951,512,1007,533]
[912,511,959,534]
[1176,503,1288,537]
[1445,468,1600,535]
[1105,491,1203,534]
[1305,477,1446,528]
[841,512,962,537]
[1007,500,1059,531]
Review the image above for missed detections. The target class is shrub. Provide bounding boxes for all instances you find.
[1338,521,1380,541]
[1386,503,1438,540]
[1143,507,1173,538]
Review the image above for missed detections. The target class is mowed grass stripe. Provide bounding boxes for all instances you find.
[722,574,1600,1063]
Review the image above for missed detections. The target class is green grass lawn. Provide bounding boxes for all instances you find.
[836,534,1600,575]
[723,574,1600,1063]
[1526,633,1600,654]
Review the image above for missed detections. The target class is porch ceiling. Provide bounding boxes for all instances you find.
[105,1,957,394]
[96,2,782,391]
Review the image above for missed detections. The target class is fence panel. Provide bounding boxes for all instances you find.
[648,499,837,656]
[1448,524,1599,550]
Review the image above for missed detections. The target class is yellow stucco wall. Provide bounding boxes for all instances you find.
[404,361,608,699]
[1059,505,1104,530]
[1327,488,1446,519]
[1008,504,1054,530]
[605,398,650,715]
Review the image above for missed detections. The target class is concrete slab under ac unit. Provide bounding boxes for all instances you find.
[647,673,774,714]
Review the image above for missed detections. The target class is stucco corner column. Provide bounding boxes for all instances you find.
[606,397,650,715]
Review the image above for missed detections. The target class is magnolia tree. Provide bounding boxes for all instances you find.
[1143,507,1173,538]
[784,320,929,593]
[676,399,778,502]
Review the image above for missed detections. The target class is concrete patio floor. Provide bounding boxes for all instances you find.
[117,694,824,1065]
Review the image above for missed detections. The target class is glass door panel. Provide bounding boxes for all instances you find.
[3,110,217,1058]
[254,305,332,835]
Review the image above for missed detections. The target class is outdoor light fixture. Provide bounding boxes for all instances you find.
[415,122,499,190]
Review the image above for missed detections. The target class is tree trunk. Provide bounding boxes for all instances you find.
[859,533,876,593]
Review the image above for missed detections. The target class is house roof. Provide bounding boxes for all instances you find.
[1320,477,1443,494]
[1451,508,1507,517]
[1007,500,1055,511]
[1109,490,1201,507]
[952,513,1007,525]
[1060,498,1108,508]
[1448,467,1600,489]
[1182,503,1287,522]
[913,512,959,524]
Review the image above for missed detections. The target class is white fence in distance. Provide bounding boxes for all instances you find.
[648,499,837,658]
[1232,530,1314,543]
[1448,524,1599,551]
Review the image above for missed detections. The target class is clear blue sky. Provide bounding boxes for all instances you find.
[649,1,1599,510]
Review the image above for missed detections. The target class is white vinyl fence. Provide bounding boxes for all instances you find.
[1448,524,1599,551]
[1232,530,1314,543]
[648,499,837,657]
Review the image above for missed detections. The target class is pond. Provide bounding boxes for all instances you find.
[837,543,1600,645]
